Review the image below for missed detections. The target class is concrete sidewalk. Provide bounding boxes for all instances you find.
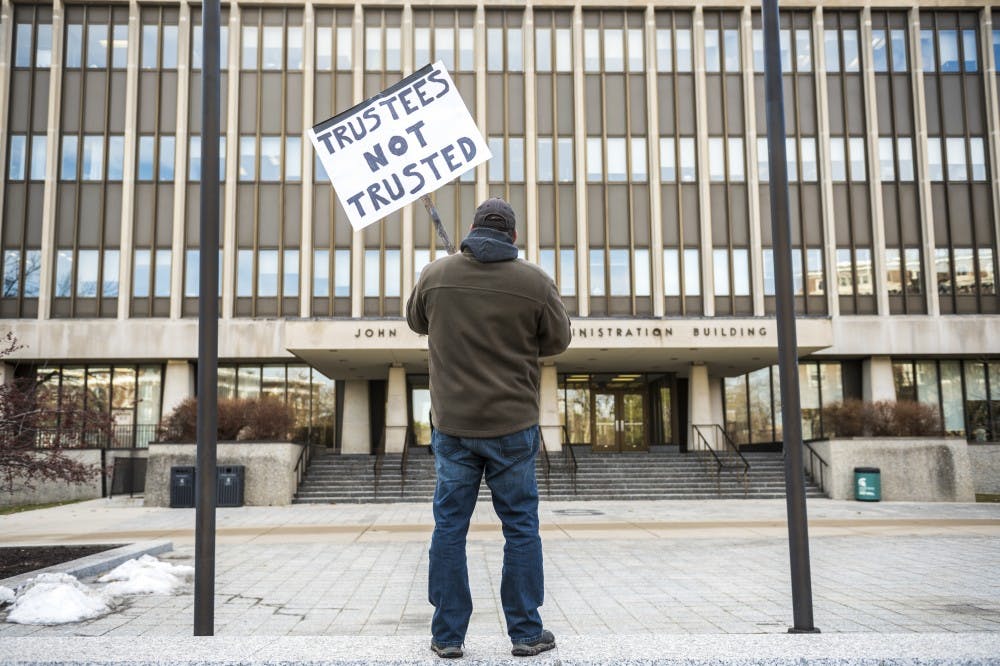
[1,498,999,663]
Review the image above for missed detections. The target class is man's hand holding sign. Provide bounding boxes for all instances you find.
[308,61,490,249]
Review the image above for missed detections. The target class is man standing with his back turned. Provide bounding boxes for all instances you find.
[406,197,572,659]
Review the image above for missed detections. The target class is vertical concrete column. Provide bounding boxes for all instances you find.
[475,4,488,202]
[384,364,408,453]
[300,1,315,318]
[400,4,414,305]
[909,8,940,315]
[341,379,372,454]
[708,375,725,427]
[862,356,896,402]
[538,363,562,452]
[116,0,141,320]
[644,5,664,317]
[38,0,65,320]
[350,4,364,318]
[693,7,714,316]
[222,6,241,319]
[0,0,13,227]
[170,1,192,320]
[742,7,765,317]
[572,5,590,315]
[981,8,1000,282]
[687,363,711,450]
[161,360,195,419]
[814,6,841,318]
[523,6,539,264]
[861,7,889,316]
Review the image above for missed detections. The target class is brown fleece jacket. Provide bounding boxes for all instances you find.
[405,243,572,438]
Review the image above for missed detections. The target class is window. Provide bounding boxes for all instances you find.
[785,137,797,180]
[679,138,696,182]
[313,249,329,297]
[364,250,380,297]
[8,135,26,180]
[848,137,866,181]
[586,138,602,181]
[239,137,256,181]
[107,136,125,181]
[897,138,914,181]
[65,24,83,68]
[608,248,629,296]
[705,29,720,72]
[138,137,155,181]
[969,138,986,181]
[159,137,175,181]
[708,138,725,182]
[676,29,692,72]
[627,28,643,72]
[728,138,745,181]
[724,29,740,72]
[3,250,20,297]
[659,137,675,181]
[154,249,171,297]
[285,137,301,182]
[683,248,700,296]
[37,24,53,68]
[631,138,647,182]
[192,25,229,69]
[962,29,977,72]
[800,138,817,181]
[258,249,279,297]
[87,24,107,68]
[384,250,401,297]
[939,30,960,72]
[559,249,575,296]
[920,29,935,72]
[656,29,672,71]
[29,135,46,181]
[508,138,525,182]
[281,249,299,298]
[873,29,888,72]
[946,137,967,180]
[796,29,812,71]
[188,136,226,181]
[763,248,775,295]
[663,249,680,296]
[458,27,474,71]
[824,30,839,72]
[879,137,895,181]
[141,25,158,69]
[733,248,750,296]
[55,250,73,297]
[287,27,303,70]
[81,136,104,181]
[133,250,151,297]
[61,136,77,180]
[589,250,604,296]
[584,29,599,71]
[713,248,730,296]
[76,250,99,297]
[757,137,770,181]
[236,249,253,297]
[488,137,505,182]
[22,251,40,297]
[262,26,283,70]
[334,249,350,297]
[242,26,258,68]
[752,29,764,72]
[842,29,859,72]
[259,137,281,182]
[927,138,944,181]
[185,249,199,297]
[316,27,333,70]
[607,138,627,182]
[15,24,32,67]
[537,138,553,182]
[891,29,907,72]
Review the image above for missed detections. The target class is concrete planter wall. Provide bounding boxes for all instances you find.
[810,438,975,502]
[0,449,148,507]
[144,442,305,507]
[967,443,1000,495]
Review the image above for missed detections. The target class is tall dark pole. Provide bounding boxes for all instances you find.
[761,0,819,634]
[195,0,221,637]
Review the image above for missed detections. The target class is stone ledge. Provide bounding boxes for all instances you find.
[0,541,173,589]
[1,633,999,665]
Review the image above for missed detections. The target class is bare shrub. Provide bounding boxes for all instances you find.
[158,396,295,442]
[821,398,944,438]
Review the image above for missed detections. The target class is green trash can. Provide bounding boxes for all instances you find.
[854,467,881,502]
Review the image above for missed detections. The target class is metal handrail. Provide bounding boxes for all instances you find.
[691,424,751,496]
[538,429,552,493]
[690,425,727,495]
[561,425,578,495]
[294,440,312,487]
[802,440,829,494]
[372,428,387,498]
[400,424,414,493]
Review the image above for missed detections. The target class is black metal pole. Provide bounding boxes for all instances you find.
[195,0,221,637]
[761,0,819,634]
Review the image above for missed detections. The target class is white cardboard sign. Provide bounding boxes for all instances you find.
[309,61,490,231]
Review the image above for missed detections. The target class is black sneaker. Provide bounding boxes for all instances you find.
[431,641,463,659]
[511,630,556,657]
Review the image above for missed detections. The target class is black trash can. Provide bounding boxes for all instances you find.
[854,466,881,502]
[169,466,196,508]
[216,465,245,507]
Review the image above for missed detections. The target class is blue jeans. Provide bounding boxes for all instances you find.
[428,425,545,647]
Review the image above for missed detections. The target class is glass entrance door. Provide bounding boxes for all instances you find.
[592,390,647,452]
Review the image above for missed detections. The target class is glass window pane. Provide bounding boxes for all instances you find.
[287,26,303,70]
[733,248,750,296]
[8,135,26,180]
[256,249,277,297]
[285,136,301,182]
[708,138,725,181]
[843,30,859,72]
[539,248,556,280]
[927,137,943,181]
[589,250,605,296]
[24,249,41,297]
[66,24,83,68]
[414,28,431,67]
[537,138,553,182]
[458,28,474,71]
[385,28,400,70]
[762,248,775,295]
[556,28,572,72]
[979,248,995,295]
[184,249,199,297]
[753,29,764,72]
[965,362,989,440]
[436,28,455,71]
[87,24,107,68]
[586,137,602,181]
[162,25,178,69]
[807,248,824,295]
[38,24,53,67]
[57,135,76,180]
[262,26,282,69]
[800,137,817,181]
[756,137,769,181]
[159,136,175,181]
[151,249,170,297]
[507,28,522,71]
[891,29,907,72]
[364,249,379,297]
[138,136,155,180]
[29,135,46,181]
[584,28,600,71]
[607,137,627,182]
[780,29,792,72]
[316,27,332,70]
[334,249,350,297]
[879,137,895,181]
[487,28,503,71]
[946,137,967,180]
[141,25,158,69]
[897,137,914,181]
[705,29,720,72]
[792,249,804,294]
[855,248,873,295]
[133,249,150,297]
[237,249,253,297]
[337,27,352,70]
[4,250,21,296]
[905,247,922,294]
[656,29,672,72]
[608,249,630,296]
[659,137,676,181]
[102,249,119,297]
[962,29,977,72]
[188,136,201,180]
[239,136,256,181]
[15,24,32,67]
[192,25,203,70]
[488,136,504,181]
[55,249,73,297]
[785,137,797,180]
[242,26,258,68]
[728,137,744,181]
[920,29,935,72]
[939,30,959,72]
[683,248,700,295]
[713,248,730,296]
[724,29,740,72]
[631,137,646,181]
[679,137,696,182]
[313,249,329,297]
[107,135,124,181]
[81,135,104,181]
[384,249,400,297]
[664,248,680,296]
[969,137,986,181]
[412,249,430,282]
[627,28,643,71]
[509,137,524,182]
[282,249,300,297]
[848,137,866,181]
[559,249,575,296]
[604,29,623,72]
[796,29,812,71]
[557,138,573,182]
[872,29,887,72]
[676,29,692,72]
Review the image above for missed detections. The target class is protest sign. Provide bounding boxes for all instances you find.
[309,61,490,232]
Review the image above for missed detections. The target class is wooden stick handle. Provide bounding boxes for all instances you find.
[421,194,456,255]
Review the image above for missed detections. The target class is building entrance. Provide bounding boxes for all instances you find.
[593,389,646,451]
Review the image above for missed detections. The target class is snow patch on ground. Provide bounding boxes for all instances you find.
[3,554,193,625]
[5,573,110,625]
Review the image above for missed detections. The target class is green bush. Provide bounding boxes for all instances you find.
[821,399,943,438]
[158,396,295,442]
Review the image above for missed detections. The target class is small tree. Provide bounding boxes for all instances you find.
[0,333,109,495]
[158,395,296,442]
